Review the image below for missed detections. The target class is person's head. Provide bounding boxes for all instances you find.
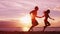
[34,6,39,10]
[46,9,50,13]
[43,9,50,14]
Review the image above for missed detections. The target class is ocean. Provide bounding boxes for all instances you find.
[0,27,60,31]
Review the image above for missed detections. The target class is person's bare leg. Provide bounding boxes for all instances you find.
[43,22,47,32]
[43,26,47,32]
[47,22,51,26]
[28,26,34,32]
[43,22,50,32]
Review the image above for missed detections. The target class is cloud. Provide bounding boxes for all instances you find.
[46,6,60,12]
[0,20,22,27]
[53,6,60,11]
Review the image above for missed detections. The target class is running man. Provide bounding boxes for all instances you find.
[28,6,41,31]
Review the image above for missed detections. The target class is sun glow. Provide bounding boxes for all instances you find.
[20,14,31,24]
[22,27,29,31]
[19,14,31,31]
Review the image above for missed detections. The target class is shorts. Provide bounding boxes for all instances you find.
[32,19,38,26]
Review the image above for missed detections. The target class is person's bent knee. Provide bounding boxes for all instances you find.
[48,24,51,26]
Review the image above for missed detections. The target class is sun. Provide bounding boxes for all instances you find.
[19,14,32,31]
[20,14,31,24]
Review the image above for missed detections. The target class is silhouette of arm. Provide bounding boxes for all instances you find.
[41,15,44,18]
[49,15,54,20]
[36,15,44,18]
[36,16,42,18]
[30,10,34,14]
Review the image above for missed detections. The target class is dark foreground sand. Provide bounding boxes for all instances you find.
[0,31,60,34]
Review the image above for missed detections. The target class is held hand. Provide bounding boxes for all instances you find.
[36,15,44,18]
[36,16,42,18]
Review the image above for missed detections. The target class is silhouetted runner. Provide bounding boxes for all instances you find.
[28,6,40,31]
[41,9,54,32]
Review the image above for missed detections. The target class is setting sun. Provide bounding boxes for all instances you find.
[19,14,32,31]
[20,14,31,24]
